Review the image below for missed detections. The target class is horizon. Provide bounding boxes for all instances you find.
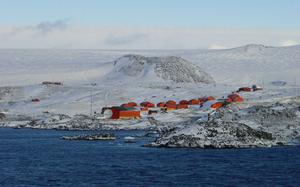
[0,43,298,51]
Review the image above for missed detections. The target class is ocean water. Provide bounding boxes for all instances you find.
[0,128,300,186]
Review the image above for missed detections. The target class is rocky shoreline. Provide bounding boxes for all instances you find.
[147,101,300,148]
[147,120,276,148]
[1,100,300,148]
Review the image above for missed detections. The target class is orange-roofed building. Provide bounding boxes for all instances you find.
[189,99,200,105]
[177,104,189,109]
[140,107,148,111]
[120,103,131,108]
[127,102,138,107]
[179,100,189,105]
[199,96,215,103]
[198,97,207,103]
[227,94,244,103]
[211,102,224,109]
[165,103,177,110]
[140,101,155,108]
[166,100,176,105]
[157,102,166,107]
[206,96,215,101]
[110,106,141,119]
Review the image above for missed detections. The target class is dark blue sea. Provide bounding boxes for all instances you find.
[0,128,300,186]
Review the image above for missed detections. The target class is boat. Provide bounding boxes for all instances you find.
[124,136,136,143]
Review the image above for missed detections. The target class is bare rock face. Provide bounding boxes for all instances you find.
[148,101,300,148]
[110,55,214,84]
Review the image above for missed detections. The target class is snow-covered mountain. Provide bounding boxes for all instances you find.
[179,44,300,85]
[103,54,214,84]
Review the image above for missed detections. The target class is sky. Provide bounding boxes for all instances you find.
[0,0,299,49]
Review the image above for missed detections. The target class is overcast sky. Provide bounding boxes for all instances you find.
[0,0,299,49]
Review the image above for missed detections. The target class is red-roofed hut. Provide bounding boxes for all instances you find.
[166,100,176,105]
[157,102,166,107]
[179,100,189,105]
[140,101,155,108]
[227,94,244,103]
[188,99,200,105]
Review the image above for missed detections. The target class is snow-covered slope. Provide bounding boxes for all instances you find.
[0,44,300,86]
[1,45,300,147]
[0,49,116,86]
[1,44,300,116]
[103,55,214,84]
[178,44,300,85]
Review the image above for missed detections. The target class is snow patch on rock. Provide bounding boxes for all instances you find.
[149,120,275,148]
[147,101,300,148]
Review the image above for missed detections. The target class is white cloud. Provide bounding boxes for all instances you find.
[7,19,69,37]
[34,19,69,34]
[280,40,299,47]
[0,23,300,49]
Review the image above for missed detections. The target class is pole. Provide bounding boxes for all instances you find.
[90,86,93,117]
[90,83,97,117]
[295,76,298,97]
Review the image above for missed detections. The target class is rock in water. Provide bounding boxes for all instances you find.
[62,133,116,141]
[149,120,275,148]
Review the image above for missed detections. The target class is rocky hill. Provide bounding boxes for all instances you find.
[147,100,300,148]
[104,55,214,84]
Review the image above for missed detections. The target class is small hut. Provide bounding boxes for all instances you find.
[177,104,189,109]
[188,99,200,105]
[227,94,244,103]
[166,100,176,105]
[140,101,155,108]
[127,102,138,107]
[165,103,177,110]
[109,106,141,119]
[211,102,224,109]
[157,102,166,107]
[179,100,189,105]
[121,102,137,108]
[238,87,252,92]
[206,96,215,101]
[31,98,40,102]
